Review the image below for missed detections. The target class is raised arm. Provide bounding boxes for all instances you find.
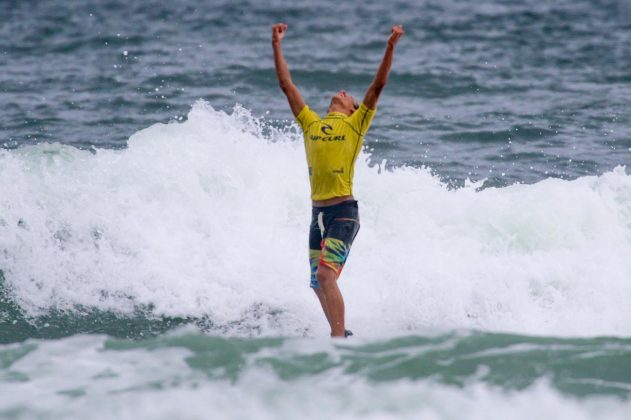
[362,25,405,110]
[272,23,305,117]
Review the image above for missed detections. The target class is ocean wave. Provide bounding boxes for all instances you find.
[1,101,630,339]
[1,331,630,419]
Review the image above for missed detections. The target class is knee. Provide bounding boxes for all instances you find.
[316,267,336,288]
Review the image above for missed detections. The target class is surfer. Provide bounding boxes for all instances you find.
[272,23,404,337]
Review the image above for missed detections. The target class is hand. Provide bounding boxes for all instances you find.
[388,24,404,47]
[272,23,288,44]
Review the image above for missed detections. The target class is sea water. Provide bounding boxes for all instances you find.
[1,0,631,419]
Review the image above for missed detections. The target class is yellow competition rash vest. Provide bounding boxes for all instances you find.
[296,103,376,201]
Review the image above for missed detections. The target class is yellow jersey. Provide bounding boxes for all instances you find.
[295,103,376,201]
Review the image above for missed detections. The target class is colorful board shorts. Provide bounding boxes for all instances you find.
[309,200,360,288]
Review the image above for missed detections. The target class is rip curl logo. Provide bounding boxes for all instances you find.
[310,123,346,142]
[310,134,346,141]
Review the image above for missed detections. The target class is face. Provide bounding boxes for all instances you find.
[328,90,359,115]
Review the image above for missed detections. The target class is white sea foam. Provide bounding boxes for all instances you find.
[1,101,630,336]
[1,334,629,420]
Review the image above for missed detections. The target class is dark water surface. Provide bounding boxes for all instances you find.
[2,0,630,186]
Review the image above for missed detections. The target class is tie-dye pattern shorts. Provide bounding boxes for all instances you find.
[308,200,360,288]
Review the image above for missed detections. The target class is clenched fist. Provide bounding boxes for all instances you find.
[388,25,404,47]
[272,23,288,45]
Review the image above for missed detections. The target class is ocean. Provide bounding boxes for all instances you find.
[1,0,631,418]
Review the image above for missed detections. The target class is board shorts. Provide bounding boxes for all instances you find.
[309,200,360,288]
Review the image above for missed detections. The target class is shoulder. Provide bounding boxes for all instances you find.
[301,104,321,115]
[357,103,376,115]
[344,103,377,134]
[296,105,321,131]
[296,105,321,121]
[345,103,376,120]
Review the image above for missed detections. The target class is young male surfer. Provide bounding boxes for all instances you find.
[272,23,404,337]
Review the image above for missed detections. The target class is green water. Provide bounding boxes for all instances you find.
[99,331,631,398]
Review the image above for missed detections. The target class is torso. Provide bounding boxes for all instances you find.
[304,112,364,202]
[295,104,376,203]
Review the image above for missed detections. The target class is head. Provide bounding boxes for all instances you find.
[327,90,359,116]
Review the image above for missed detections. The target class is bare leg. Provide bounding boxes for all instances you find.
[316,265,345,337]
[313,288,333,330]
